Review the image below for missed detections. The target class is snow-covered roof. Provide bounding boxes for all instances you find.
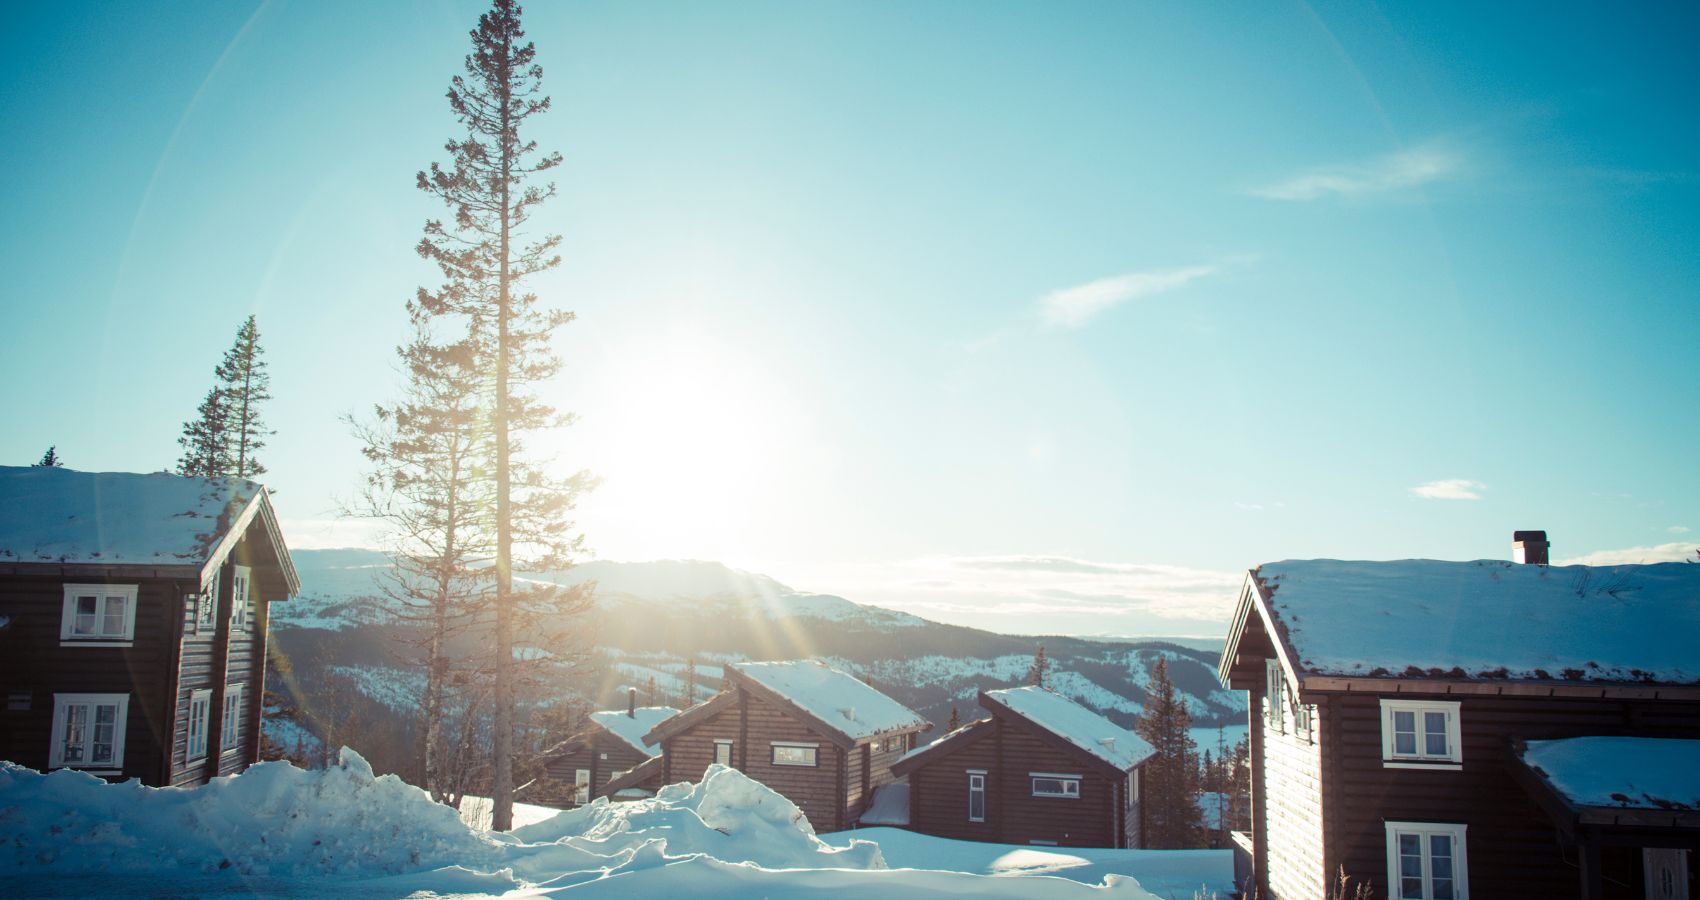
[984,686,1155,771]
[0,466,264,567]
[1520,737,1700,811]
[897,717,993,768]
[589,707,679,757]
[1255,559,1700,683]
[730,660,928,742]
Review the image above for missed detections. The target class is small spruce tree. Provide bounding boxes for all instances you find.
[177,388,231,477]
[645,676,658,707]
[946,706,962,731]
[33,446,63,467]
[1026,644,1050,688]
[684,658,698,705]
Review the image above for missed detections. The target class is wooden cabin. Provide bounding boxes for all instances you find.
[0,466,297,786]
[1218,532,1700,900]
[536,693,677,806]
[643,659,929,832]
[887,685,1155,848]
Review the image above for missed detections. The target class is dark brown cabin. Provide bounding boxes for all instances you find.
[889,685,1155,848]
[0,466,298,786]
[644,659,929,832]
[1218,534,1700,900]
[534,693,678,807]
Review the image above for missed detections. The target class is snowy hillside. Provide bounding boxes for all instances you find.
[268,550,1246,767]
[0,750,1233,898]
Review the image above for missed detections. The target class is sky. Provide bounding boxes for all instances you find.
[3,1,1697,638]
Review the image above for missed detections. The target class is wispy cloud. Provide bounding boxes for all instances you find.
[1039,265,1218,328]
[1409,479,1485,500]
[1252,143,1461,201]
[1556,542,1698,566]
[1668,525,1691,534]
[279,517,386,550]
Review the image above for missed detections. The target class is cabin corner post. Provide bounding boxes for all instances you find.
[161,578,190,784]
[1578,829,1605,900]
[737,687,749,772]
[1249,683,1268,897]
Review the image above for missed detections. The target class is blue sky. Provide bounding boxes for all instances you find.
[3,1,1696,637]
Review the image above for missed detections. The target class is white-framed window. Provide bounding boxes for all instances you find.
[574,768,591,804]
[1031,772,1082,798]
[187,689,212,761]
[714,739,734,766]
[967,770,987,822]
[193,569,220,635]
[1385,821,1468,900]
[1380,699,1462,768]
[60,584,139,644]
[221,684,245,750]
[49,693,129,770]
[229,566,252,631]
[771,741,819,767]
[1265,659,1285,733]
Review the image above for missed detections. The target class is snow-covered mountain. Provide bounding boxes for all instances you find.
[269,549,1245,767]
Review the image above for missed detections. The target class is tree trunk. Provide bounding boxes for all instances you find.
[490,29,516,833]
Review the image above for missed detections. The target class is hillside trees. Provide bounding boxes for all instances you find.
[1135,655,1206,847]
[33,446,63,467]
[415,0,592,830]
[177,315,273,479]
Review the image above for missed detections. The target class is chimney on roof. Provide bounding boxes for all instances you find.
[1099,737,1116,751]
[1513,530,1549,565]
[628,687,636,718]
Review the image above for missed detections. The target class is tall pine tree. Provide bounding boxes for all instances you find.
[216,315,273,478]
[1135,656,1206,848]
[416,0,591,830]
[1026,644,1050,687]
[177,388,230,477]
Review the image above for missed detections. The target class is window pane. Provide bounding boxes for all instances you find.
[1401,853,1424,878]
[103,596,127,636]
[1400,876,1425,899]
[75,596,98,634]
[1432,878,1454,900]
[1432,853,1453,879]
[1424,712,1448,756]
[1430,834,1451,856]
[1395,732,1417,755]
[63,705,87,761]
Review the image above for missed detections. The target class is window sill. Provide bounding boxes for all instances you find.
[59,640,134,648]
[1382,761,1462,771]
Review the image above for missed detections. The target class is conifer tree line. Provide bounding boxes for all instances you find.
[1135,655,1208,848]
[353,0,593,828]
[177,315,273,480]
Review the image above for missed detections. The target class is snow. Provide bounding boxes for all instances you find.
[860,781,911,826]
[733,660,929,740]
[0,750,1228,897]
[985,686,1156,770]
[1256,559,1700,682]
[1520,736,1700,810]
[589,707,679,757]
[458,795,575,831]
[0,466,260,565]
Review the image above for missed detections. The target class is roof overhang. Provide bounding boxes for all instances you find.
[602,755,664,796]
[643,692,736,746]
[200,487,299,598]
[1510,744,1700,837]
[1218,569,1305,696]
[890,717,995,778]
[1298,675,1700,702]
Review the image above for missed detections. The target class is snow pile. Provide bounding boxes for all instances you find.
[0,752,1211,897]
[986,686,1155,770]
[1521,737,1700,810]
[860,781,911,826]
[733,659,929,740]
[1256,559,1700,681]
[0,466,259,564]
[0,748,498,878]
[589,706,680,756]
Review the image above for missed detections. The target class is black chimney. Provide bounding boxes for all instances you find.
[1513,530,1549,565]
[628,687,636,717]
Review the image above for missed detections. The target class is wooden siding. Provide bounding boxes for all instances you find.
[905,713,1124,848]
[1320,691,1700,900]
[542,729,652,806]
[0,575,184,783]
[1259,692,1326,900]
[168,537,273,786]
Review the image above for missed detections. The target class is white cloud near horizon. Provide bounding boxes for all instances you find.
[1669,525,1691,534]
[1039,264,1219,328]
[1556,541,1698,566]
[1252,144,1461,201]
[1409,479,1486,500]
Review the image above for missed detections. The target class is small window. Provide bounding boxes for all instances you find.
[1031,773,1082,798]
[1385,821,1468,900]
[194,569,220,635]
[187,690,212,761]
[1380,699,1462,767]
[60,584,139,643]
[221,684,245,750]
[50,693,130,770]
[1265,659,1285,733]
[771,742,819,767]
[967,772,986,822]
[230,566,252,631]
[714,740,734,767]
[574,768,590,804]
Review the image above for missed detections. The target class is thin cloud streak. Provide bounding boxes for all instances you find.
[1409,479,1486,500]
[1557,542,1698,566]
[1039,265,1218,328]
[1253,144,1461,201]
